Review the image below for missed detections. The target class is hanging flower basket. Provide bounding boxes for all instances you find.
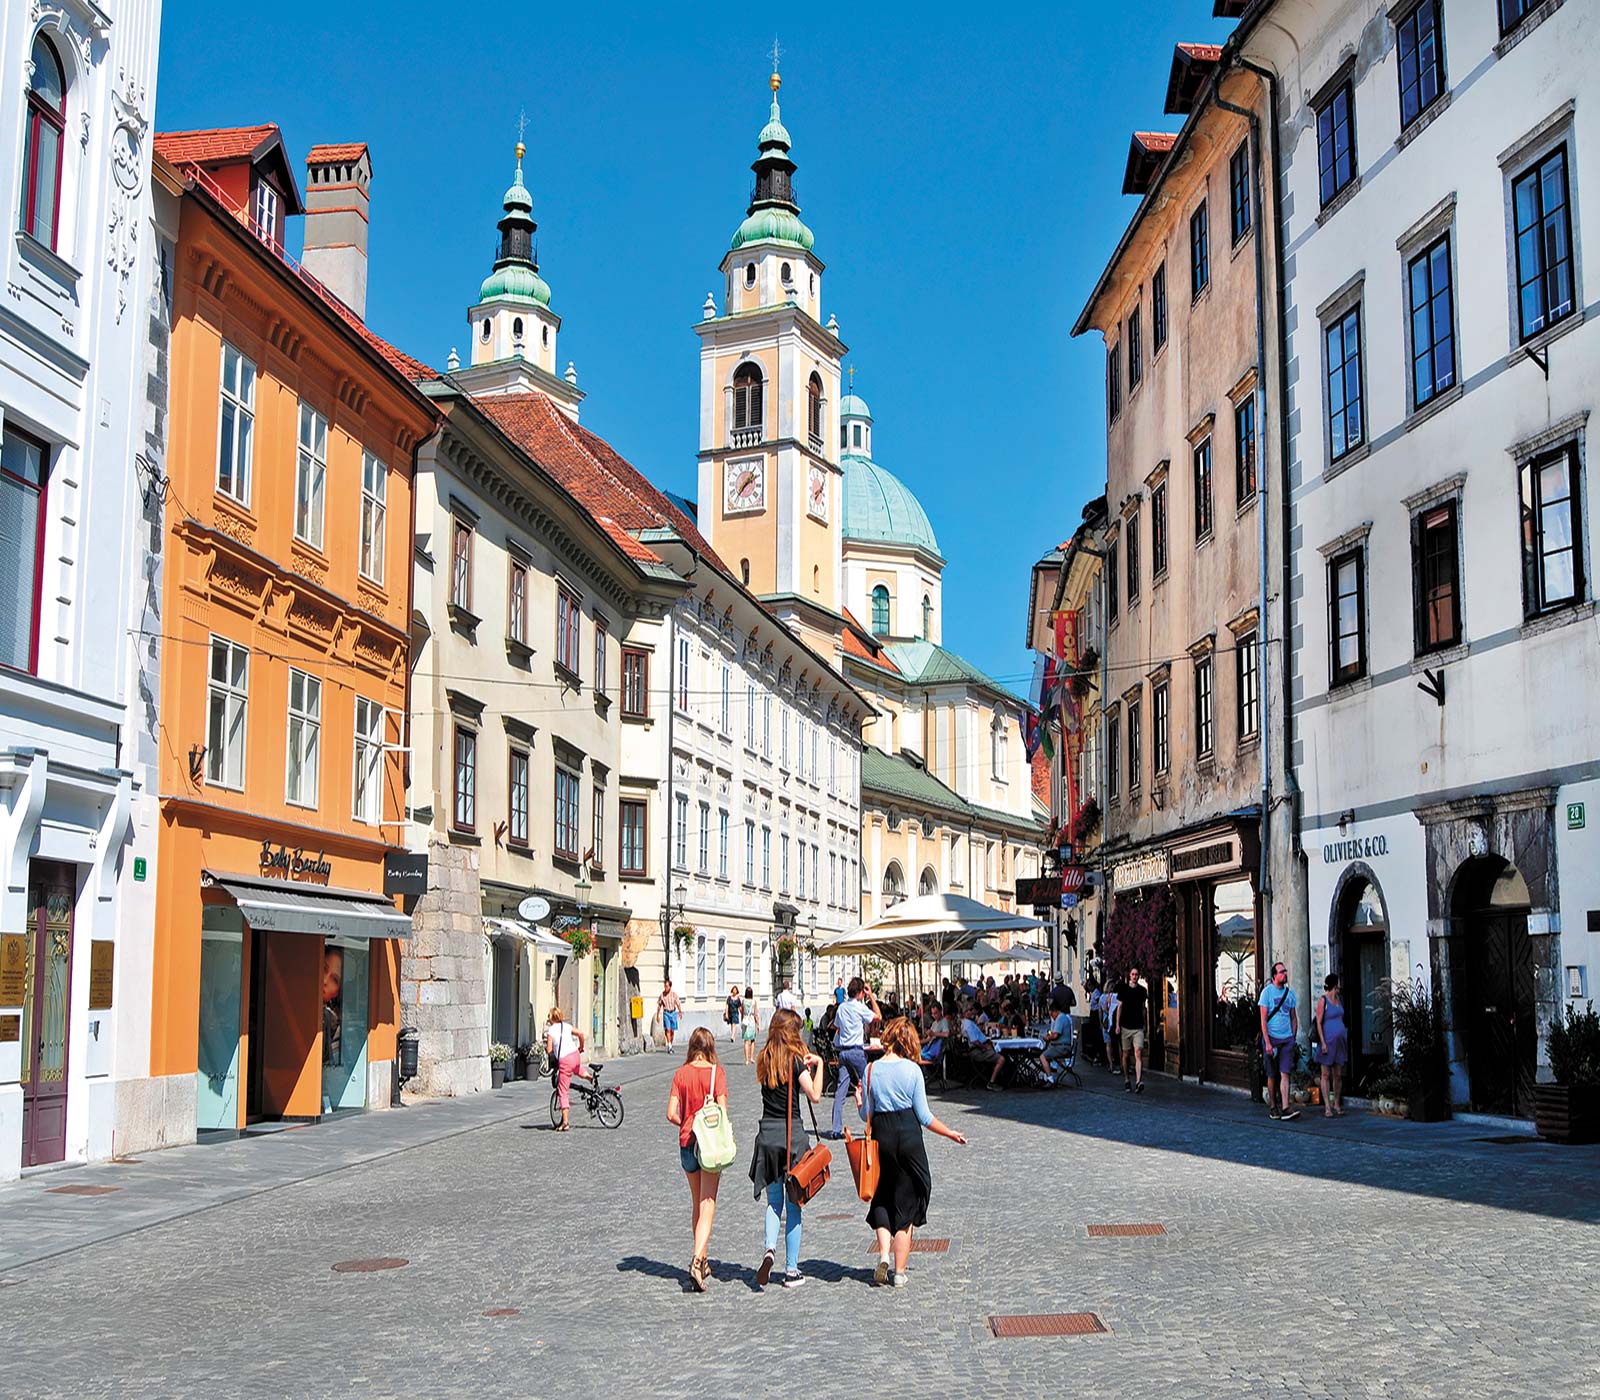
[672,924,696,955]
[775,934,799,962]
[1073,797,1102,845]
[564,926,596,958]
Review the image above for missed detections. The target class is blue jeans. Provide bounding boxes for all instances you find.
[764,1180,802,1273]
[832,1046,868,1135]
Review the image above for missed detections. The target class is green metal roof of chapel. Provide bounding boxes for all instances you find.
[880,639,1028,705]
[861,748,973,819]
[841,454,942,557]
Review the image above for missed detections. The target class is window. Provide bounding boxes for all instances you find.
[745,941,754,987]
[716,936,726,992]
[1190,201,1210,298]
[1127,308,1142,391]
[0,428,49,672]
[357,453,386,583]
[1328,548,1367,684]
[284,669,321,807]
[1152,682,1170,776]
[830,852,838,905]
[1126,509,1140,603]
[1127,698,1142,792]
[871,584,890,635]
[450,518,472,610]
[452,726,476,831]
[807,373,824,444]
[295,404,328,549]
[733,362,763,434]
[1512,146,1576,343]
[1237,631,1260,739]
[1194,438,1214,541]
[798,841,807,899]
[216,344,256,506]
[593,621,608,698]
[1408,233,1456,408]
[676,634,690,710]
[554,765,581,860]
[353,696,386,824]
[829,738,837,792]
[1152,481,1168,578]
[812,844,820,901]
[620,799,648,876]
[508,748,529,847]
[1152,262,1168,352]
[721,664,731,733]
[591,778,605,870]
[992,718,1007,781]
[1326,305,1365,462]
[781,832,791,892]
[252,179,280,247]
[1235,396,1256,504]
[696,935,707,997]
[20,36,66,250]
[1499,0,1539,33]
[718,810,729,879]
[622,647,648,717]
[1412,500,1461,653]
[811,725,820,777]
[761,827,772,888]
[675,792,689,868]
[1195,656,1214,759]
[1107,344,1122,422]
[797,719,806,779]
[1107,539,1120,624]
[1107,709,1121,801]
[762,694,772,755]
[1397,0,1445,129]
[1316,82,1357,208]
[746,680,756,745]
[206,637,249,789]
[557,590,581,676]
[508,559,528,644]
[698,801,711,872]
[744,819,756,885]
[853,423,863,449]
[1520,445,1585,616]
[1230,140,1252,243]
[921,594,932,639]
[744,262,756,288]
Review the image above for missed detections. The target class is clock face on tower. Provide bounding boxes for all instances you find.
[806,464,828,523]
[724,458,765,515]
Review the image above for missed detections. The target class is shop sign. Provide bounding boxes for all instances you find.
[259,840,333,882]
[0,1014,17,1043]
[1111,852,1169,892]
[518,894,552,923]
[1018,870,1087,905]
[0,934,26,1004]
[1321,833,1389,864]
[1169,834,1242,883]
[133,856,147,882]
[88,941,115,1011]
[383,852,429,897]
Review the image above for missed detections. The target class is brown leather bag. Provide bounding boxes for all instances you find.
[784,1060,832,1207]
[844,1062,881,1202]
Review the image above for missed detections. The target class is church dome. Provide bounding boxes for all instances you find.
[731,206,815,252]
[842,454,942,558]
[479,262,551,306]
[840,393,872,420]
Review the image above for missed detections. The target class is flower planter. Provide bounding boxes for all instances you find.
[1373,1095,1408,1119]
[490,1063,507,1089]
[1534,1083,1600,1144]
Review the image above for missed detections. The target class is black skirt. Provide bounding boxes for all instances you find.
[749,1114,807,1198]
[865,1108,932,1233]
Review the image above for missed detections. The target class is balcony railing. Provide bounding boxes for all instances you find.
[730,426,762,449]
[807,432,824,455]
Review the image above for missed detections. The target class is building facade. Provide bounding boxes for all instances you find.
[143,128,435,1139]
[1237,0,1600,1112]
[0,0,161,1177]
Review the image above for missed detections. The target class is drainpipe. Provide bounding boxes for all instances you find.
[663,606,677,996]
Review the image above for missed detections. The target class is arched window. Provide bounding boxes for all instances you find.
[744,263,756,288]
[871,585,890,636]
[991,716,1007,781]
[813,564,820,595]
[807,373,824,443]
[740,558,751,586]
[21,35,67,250]
[921,594,933,640]
[732,362,763,434]
[512,316,523,340]
[882,862,906,908]
[919,866,938,897]
[480,317,492,343]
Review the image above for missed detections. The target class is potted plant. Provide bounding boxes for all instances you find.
[1069,647,1099,700]
[1365,1067,1410,1119]
[1073,797,1101,846]
[516,1042,538,1081]
[489,1042,513,1089]
[564,926,595,958]
[1535,1001,1600,1144]
[672,924,696,957]
[1374,971,1451,1122]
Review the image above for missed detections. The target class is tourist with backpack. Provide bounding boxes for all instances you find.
[1259,961,1301,1122]
[666,1028,733,1292]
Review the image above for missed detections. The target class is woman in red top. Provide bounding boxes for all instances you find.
[666,1027,728,1291]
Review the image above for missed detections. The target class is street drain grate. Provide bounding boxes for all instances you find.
[817,1212,858,1222]
[866,1238,949,1254]
[47,1184,120,1196]
[483,1308,520,1318]
[989,1312,1107,1339]
[1087,1223,1166,1237]
[331,1257,409,1274]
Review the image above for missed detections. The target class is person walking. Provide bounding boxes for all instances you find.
[742,985,760,1066]
[656,980,682,1051]
[667,1028,730,1291]
[830,977,880,1137]
[776,978,799,1013]
[546,1008,585,1133]
[749,1008,823,1289]
[834,976,848,1006]
[1259,961,1300,1121]
[856,1017,967,1287]
[725,985,743,1045]
[1100,982,1120,1074]
[1314,973,1348,1117]
[1114,967,1149,1094]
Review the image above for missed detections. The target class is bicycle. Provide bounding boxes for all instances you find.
[548,1063,624,1129]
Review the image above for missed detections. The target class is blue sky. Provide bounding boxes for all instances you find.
[156,1,1235,690]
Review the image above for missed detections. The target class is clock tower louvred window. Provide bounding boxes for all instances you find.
[733,363,763,433]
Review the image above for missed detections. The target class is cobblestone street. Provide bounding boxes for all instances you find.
[4,1056,1599,1400]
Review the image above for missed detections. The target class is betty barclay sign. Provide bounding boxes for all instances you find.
[1322,833,1389,864]
[259,840,332,881]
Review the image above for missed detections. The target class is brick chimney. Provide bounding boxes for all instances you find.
[302,143,371,319]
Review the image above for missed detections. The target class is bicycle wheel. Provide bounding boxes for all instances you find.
[549,1088,563,1128]
[534,1045,551,1078]
[596,1089,624,1129]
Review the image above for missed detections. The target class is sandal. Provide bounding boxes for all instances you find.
[690,1256,708,1291]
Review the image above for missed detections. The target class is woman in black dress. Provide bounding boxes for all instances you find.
[749,1007,823,1289]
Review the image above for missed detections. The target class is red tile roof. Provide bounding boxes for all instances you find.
[1177,42,1224,60]
[153,124,280,166]
[1132,131,1179,153]
[840,608,902,674]
[306,142,369,165]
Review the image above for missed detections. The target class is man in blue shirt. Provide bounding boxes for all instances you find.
[833,977,847,1006]
[1258,961,1300,1121]
[829,976,880,1137]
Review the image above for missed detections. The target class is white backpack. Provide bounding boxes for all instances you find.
[691,1065,737,1173]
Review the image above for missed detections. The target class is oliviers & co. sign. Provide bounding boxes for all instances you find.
[259,840,333,881]
[1322,833,1389,863]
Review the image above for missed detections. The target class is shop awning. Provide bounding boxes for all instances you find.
[203,870,411,942]
[485,916,570,956]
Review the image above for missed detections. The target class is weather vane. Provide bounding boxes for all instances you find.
[771,37,782,75]
[847,363,857,391]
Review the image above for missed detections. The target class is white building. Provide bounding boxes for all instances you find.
[1236,0,1599,1113]
[0,0,162,1176]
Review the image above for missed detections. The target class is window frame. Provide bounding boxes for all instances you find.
[1237,630,1260,740]
[452,724,477,833]
[1125,507,1141,603]
[1229,139,1252,245]
[1396,0,1446,131]
[871,585,891,635]
[284,667,321,809]
[358,452,387,584]
[591,775,606,872]
[1316,80,1358,209]
[674,791,690,870]
[1126,695,1142,794]
[1325,301,1366,465]
[1127,306,1142,392]
[1195,654,1214,760]
[1407,231,1457,410]
[1498,0,1539,36]
[1520,443,1586,617]
[216,343,256,507]
[619,798,649,877]
[1328,547,1369,686]
[1152,681,1170,777]
[507,556,528,645]
[718,809,730,880]
[593,619,608,699]
[698,801,711,873]
[20,36,66,252]
[450,516,473,611]
[508,745,530,848]
[1151,261,1168,353]
[554,763,581,862]
[1412,497,1463,654]
[0,426,50,675]
[1189,199,1210,300]
[732,362,764,434]
[555,588,582,678]
[294,402,328,550]
[352,695,387,825]
[1107,708,1121,802]
[1511,144,1578,345]
[1107,537,1120,625]
[621,647,649,718]
[206,635,250,791]
[1151,480,1169,580]
[1107,342,1122,422]
[1193,437,1214,543]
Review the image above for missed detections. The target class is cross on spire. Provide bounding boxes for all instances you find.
[847,363,857,391]
[771,37,782,76]
[516,107,528,144]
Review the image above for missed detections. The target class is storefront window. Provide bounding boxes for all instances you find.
[1211,878,1257,1052]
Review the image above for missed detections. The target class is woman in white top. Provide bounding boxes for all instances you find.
[546,1007,585,1133]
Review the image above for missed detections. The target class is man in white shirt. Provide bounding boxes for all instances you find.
[960,1003,1006,1090]
[775,978,799,1013]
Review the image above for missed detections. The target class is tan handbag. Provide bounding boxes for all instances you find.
[844,1062,881,1202]
[784,1061,832,1206]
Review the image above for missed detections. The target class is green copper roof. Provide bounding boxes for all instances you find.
[841,454,941,557]
[758,97,791,150]
[861,748,973,820]
[880,639,1028,705]
[479,261,550,307]
[731,206,815,252]
[840,393,872,420]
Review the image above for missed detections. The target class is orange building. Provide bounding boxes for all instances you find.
[148,128,436,1132]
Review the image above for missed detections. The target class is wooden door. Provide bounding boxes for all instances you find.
[1466,912,1535,1116]
[21,863,74,1167]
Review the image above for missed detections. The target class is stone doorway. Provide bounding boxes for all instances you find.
[1451,857,1535,1117]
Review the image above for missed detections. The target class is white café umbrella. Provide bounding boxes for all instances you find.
[817,893,1049,969]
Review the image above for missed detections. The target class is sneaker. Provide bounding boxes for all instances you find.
[892,1271,909,1288]
[1123,1081,1132,1092]
[984,1082,1003,1092]
[756,1249,775,1288]
[1281,1109,1301,1121]
[782,1271,806,1289]
[1268,1108,1281,1120]
[1135,1081,1145,1095]
[873,1258,891,1287]
[1043,1073,1057,1086]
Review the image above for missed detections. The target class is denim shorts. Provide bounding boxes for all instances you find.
[680,1142,699,1173]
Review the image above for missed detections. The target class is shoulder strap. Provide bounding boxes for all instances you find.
[1268,987,1290,1022]
[864,1061,874,1140]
